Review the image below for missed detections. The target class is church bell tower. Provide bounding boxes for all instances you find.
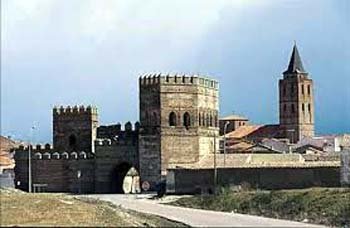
[279,44,314,143]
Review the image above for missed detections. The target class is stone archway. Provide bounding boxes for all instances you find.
[110,163,140,193]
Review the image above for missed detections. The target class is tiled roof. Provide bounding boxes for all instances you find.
[168,153,340,170]
[225,124,284,140]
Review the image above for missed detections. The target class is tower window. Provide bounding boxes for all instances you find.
[301,85,304,95]
[206,114,209,127]
[291,85,294,94]
[214,115,218,127]
[69,134,77,150]
[183,112,191,129]
[307,85,311,95]
[209,114,213,127]
[308,104,311,112]
[302,103,305,112]
[169,112,177,126]
[198,113,202,126]
[283,104,287,112]
[283,86,286,96]
[291,104,295,113]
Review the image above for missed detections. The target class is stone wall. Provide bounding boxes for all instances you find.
[94,137,139,193]
[53,105,98,153]
[14,146,95,193]
[168,167,340,194]
[139,74,219,189]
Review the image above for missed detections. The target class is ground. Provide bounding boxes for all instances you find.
[169,187,350,227]
[87,194,322,227]
[0,189,185,227]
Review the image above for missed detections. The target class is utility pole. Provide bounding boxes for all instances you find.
[223,121,230,167]
[28,126,35,193]
[213,133,217,195]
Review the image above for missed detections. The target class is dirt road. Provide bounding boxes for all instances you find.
[86,194,323,227]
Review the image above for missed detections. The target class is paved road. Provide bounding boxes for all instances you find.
[86,194,323,227]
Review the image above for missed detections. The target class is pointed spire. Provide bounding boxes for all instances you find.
[284,43,306,74]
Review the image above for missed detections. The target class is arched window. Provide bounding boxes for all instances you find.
[169,112,177,126]
[198,113,202,126]
[214,115,218,127]
[183,112,191,129]
[307,85,311,95]
[62,152,69,159]
[52,152,60,159]
[206,113,209,127]
[209,114,213,127]
[69,135,77,148]
[202,113,205,126]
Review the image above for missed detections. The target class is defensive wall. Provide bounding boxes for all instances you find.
[139,73,219,189]
[167,153,341,194]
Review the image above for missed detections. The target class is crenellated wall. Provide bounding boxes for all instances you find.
[53,105,98,153]
[139,73,219,189]
[14,144,95,193]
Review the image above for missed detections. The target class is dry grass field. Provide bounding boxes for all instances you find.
[0,189,185,227]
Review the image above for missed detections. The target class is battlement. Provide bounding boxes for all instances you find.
[15,146,93,160]
[53,105,98,115]
[139,73,218,89]
[95,136,138,146]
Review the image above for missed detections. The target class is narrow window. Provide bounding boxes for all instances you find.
[199,113,201,126]
[283,86,286,96]
[302,103,305,112]
[206,114,209,127]
[301,85,304,95]
[307,85,311,95]
[283,104,287,112]
[69,135,77,147]
[214,115,218,127]
[183,112,191,129]
[291,85,294,94]
[308,104,311,112]
[202,113,205,126]
[291,104,295,113]
[182,76,185,83]
[169,112,177,126]
[209,114,213,127]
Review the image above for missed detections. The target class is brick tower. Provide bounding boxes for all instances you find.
[53,105,99,153]
[279,44,314,143]
[139,74,219,188]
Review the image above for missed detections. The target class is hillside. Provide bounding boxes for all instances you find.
[0,189,186,227]
[170,188,350,227]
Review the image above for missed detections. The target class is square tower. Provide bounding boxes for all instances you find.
[139,74,219,187]
[53,105,98,153]
[279,45,314,143]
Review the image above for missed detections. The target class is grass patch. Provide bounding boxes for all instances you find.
[169,187,350,227]
[0,189,186,227]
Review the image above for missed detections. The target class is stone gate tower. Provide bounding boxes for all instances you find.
[53,105,98,153]
[279,44,314,143]
[139,74,219,187]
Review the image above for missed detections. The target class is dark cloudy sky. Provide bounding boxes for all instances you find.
[2,0,349,142]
